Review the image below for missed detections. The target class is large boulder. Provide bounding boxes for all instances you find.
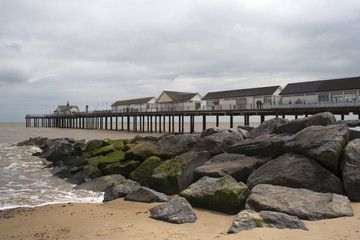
[194,153,269,182]
[226,134,290,158]
[92,145,115,157]
[336,120,360,128]
[274,112,337,134]
[75,174,125,192]
[246,184,353,220]
[149,151,210,195]
[128,156,163,186]
[341,139,360,201]
[51,165,79,179]
[228,210,308,233]
[97,150,126,170]
[149,197,197,224]
[194,127,246,156]
[125,187,169,203]
[125,141,175,161]
[66,165,103,185]
[248,118,289,139]
[246,153,345,195]
[158,133,200,154]
[283,124,349,174]
[179,176,249,214]
[103,179,141,202]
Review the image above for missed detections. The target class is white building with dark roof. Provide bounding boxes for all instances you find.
[279,76,360,105]
[156,91,202,111]
[202,86,282,110]
[53,101,80,115]
[111,97,156,112]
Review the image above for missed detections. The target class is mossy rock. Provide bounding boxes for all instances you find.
[125,141,175,162]
[82,155,105,168]
[85,140,110,152]
[149,151,210,195]
[179,176,249,214]
[98,151,126,169]
[123,143,136,152]
[74,142,87,152]
[129,156,163,186]
[102,160,141,177]
[66,165,103,185]
[104,139,125,150]
[92,145,115,157]
[63,155,82,167]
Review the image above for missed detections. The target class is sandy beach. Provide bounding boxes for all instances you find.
[0,200,359,240]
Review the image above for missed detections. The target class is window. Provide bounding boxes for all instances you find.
[331,91,343,102]
[344,90,357,102]
[263,96,272,104]
[318,93,329,102]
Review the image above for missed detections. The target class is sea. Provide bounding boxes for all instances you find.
[0,122,164,210]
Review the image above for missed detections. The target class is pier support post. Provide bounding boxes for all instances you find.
[216,115,219,127]
[202,115,206,131]
[230,115,233,128]
[261,115,265,123]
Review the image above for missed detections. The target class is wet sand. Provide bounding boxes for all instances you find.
[0,200,359,240]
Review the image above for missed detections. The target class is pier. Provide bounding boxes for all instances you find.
[25,105,360,133]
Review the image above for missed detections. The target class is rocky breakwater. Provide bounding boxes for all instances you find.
[19,112,360,233]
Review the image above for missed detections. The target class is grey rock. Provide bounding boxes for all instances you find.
[349,128,360,141]
[179,176,249,214]
[149,197,197,224]
[274,112,337,134]
[195,153,270,182]
[195,127,246,156]
[158,133,200,154]
[226,134,290,158]
[125,187,169,203]
[246,153,345,195]
[52,166,79,179]
[238,125,254,132]
[66,165,103,185]
[103,179,141,202]
[75,174,125,192]
[149,151,210,195]
[228,210,308,233]
[248,118,289,139]
[336,120,360,128]
[283,124,349,174]
[246,184,353,220]
[341,139,360,201]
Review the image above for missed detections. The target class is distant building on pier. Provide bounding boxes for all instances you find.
[202,86,282,110]
[280,76,360,105]
[53,101,80,115]
[111,97,157,112]
[156,91,203,111]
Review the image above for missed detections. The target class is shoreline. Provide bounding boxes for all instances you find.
[1,200,359,240]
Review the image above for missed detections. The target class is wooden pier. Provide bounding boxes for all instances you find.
[25,105,360,133]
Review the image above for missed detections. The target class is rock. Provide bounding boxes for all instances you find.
[246,184,353,220]
[66,165,103,185]
[158,133,200,154]
[103,179,141,201]
[84,140,109,152]
[336,120,360,128]
[248,118,289,139]
[237,125,254,132]
[179,176,249,214]
[125,141,175,161]
[226,134,290,158]
[349,128,360,141]
[195,127,246,156]
[128,156,163,186]
[81,155,104,168]
[125,187,169,203]
[341,139,360,201]
[51,166,79,179]
[75,174,125,192]
[195,153,269,182]
[92,145,115,157]
[149,197,197,224]
[17,137,48,147]
[274,112,337,134]
[101,160,141,177]
[283,124,349,174]
[97,150,126,169]
[104,139,126,150]
[74,142,87,152]
[228,210,308,233]
[246,153,345,195]
[149,151,210,195]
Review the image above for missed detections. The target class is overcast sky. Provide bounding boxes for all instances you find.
[1,0,360,122]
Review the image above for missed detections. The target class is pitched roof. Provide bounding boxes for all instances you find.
[202,86,281,100]
[158,91,199,102]
[280,76,360,95]
[54,105,79,112]
[111,97,155,106]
